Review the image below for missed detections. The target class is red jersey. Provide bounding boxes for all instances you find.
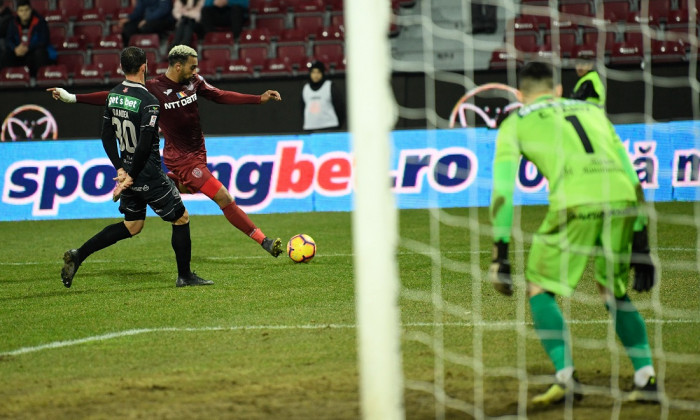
[76,74,261,166]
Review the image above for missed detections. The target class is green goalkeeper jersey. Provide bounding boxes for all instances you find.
[490,95,640,243]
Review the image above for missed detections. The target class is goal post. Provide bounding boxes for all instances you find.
[347,1,404,420]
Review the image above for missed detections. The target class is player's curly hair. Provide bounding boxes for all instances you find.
[168,45,198,67]
[120,46,147,75]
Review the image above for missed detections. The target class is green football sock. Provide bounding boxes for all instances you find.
[530,292,573,372]
[606,295,653,370]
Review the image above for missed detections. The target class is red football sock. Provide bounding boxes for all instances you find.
[221,202,265,244]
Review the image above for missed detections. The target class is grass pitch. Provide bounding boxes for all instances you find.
[0,202,698,419]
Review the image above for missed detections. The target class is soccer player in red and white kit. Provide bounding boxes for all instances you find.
[49,45,285,258]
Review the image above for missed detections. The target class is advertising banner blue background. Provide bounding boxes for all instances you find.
[1,121,698,221]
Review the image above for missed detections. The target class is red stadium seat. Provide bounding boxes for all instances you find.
[609,41,643,65]
[261,57,293,76]
[287,0,324,14]
[196,60,219,79]
[49,24,67,44]
[327,0,343,12]
[167,32,199,50]
[202,48,232,69]
[651,39,687,63]
[58,0,86,20]
[238,46,269,68]
[239,28,273,45]
[73,64,106,85]
[91,50,123,77]
[543,32,577,57]
[32,0,51,16]
[0,66,31,88]
[249,0,284,15]
[94,34,123,51]
[220,59,254,79]
[256,15,286,33]
[154,61,169,75]
[330,13,344,28]
[278,28,309,45]
[294,15,324,34]
[44,10,65,24]
[572,43,599,59]
[276,44,307,63]
[582,29,617,53]
[559,2,593,17]
[202,31,235,54]
[488,49,520,70]
[36,65,69,87]
[648,0,671,20]
[315,25,344,44]
[55,36,87,75]
[601,1,630,22]
[73,21,106,46]
[94,0,123,19]
[129,33,161,62]
[312,43,343,66]
[513,33,539,53]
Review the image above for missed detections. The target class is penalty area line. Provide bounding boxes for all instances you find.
[2,318,699,357]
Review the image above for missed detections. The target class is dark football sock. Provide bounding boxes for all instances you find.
[171,222,191,277]
[221,202,264,244]
[77,222,132,262]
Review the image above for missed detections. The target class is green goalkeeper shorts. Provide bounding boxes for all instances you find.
[526,201,637,298]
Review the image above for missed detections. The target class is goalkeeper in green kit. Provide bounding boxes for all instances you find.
[489,62,659,406]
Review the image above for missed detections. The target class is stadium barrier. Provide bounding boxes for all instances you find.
[1,121,698,221]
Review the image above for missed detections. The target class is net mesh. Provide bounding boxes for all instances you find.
[390,1,700,418]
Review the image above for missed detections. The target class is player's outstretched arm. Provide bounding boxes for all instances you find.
[47,87,109,105]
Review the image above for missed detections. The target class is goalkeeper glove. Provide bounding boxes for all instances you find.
[631,227,657,292]
[489,240,513,296]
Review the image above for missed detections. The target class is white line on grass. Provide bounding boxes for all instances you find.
[1,247,695,266]
[2,319,698,357]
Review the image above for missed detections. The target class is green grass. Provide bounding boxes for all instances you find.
[0,202,698,419]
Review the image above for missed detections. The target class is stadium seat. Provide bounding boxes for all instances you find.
[559,2,593,17]
[129,33,161,61]
[315,25,344,44]
[249,0,284,15]
[256,16,286,33]
[167,32,199,49]
[239,28,273,46]
[94,0,123,19]
[44,10,65,25]
[648,0,671,21]
[276,44,307,64]
[488,49,520,70]
[294,15,324,34]
[202,48,232,70]
[94,34,123,51]
[572,43,599,60]
[238,46,269,68]
[154,61,169,75]
[582,30,617,53]
[330,13,344,29]
[58,0,86,20]
[278,28,309,46]
[543,32,577,57]
[36,65,69,87]
[74,64,106,85]
[32,0,51,16]
[287,0,325,14]
[91,50,123,78]
[202,31,236,56]
[312,43,343,66]
[73,21,106,47]
[513,33,539,53]
[0,66,31,88]
[49,25,67,44]
[609,41,643,65]
[332,56,346,73]
[55,36,87,75]
[327,0,343,12]
[220,59,254,80]
[261,57,293,76]
[651,39,687,63]
[196,60,219,79]
[601,0,630,22]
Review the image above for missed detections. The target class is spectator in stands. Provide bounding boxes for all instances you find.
[301,61,345,132]
[1,0,54,77]
[171,0,204,49]
[571,54,606,107]
[200,0,248,40]
[119,0,174,47]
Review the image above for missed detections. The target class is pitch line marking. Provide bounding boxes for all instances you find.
[0,247,695,266]
[2,319,699,357]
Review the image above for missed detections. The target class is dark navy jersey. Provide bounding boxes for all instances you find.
[101,81,161,186]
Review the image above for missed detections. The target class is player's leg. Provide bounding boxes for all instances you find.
[61,191,145,288]
[175,161,284,257]
[595,204,657,402]
[527,208,598,405]
[148,174,213,287]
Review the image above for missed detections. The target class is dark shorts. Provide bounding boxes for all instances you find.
[119,173,186,222]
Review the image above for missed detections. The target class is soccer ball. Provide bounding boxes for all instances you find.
[287,234,316,263]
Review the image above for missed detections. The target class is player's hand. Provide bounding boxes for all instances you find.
[112,174,134,202]
[46,87,76,103]
[631,227,657,292]
[113,168,127,183]
[489,241,513,296]
[260,90,282,103]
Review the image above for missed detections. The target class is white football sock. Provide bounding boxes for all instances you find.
[555,366,575,384]
[634,365,656,388]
